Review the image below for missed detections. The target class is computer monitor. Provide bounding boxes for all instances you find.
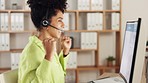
[119,18,141,83]
[89,18,145,83]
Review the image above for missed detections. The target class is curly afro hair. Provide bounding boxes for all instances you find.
[27,0,67,31]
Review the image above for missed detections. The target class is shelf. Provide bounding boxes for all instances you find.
[0,50,10,53]
[0,31,9,33]
[0,30,36,33]
[65,30,98,32]
[0,10,30,13]
[67,10,120,13]
[98,66,120,70]
[0,49,23,53]
[10,10,31,13]
[99,30,120,33]
[9,30,35,33]
[64,30,120,33]
[0,10,77,13]
[0,66,119,73]
[70,48,97,51]
[104,10,121,13]
[10,49,23,53]
[66,68,77,71]
[77,10,103,13]
[0,10,121,13]
[77,66,98,70]
[0,48,97,53]
[65,10,77,13]
[0,30,120,33]
[0,68,11,73]
[77,66,119,71]
[0,10,9,13]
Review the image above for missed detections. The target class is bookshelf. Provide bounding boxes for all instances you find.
[0,0,122,83]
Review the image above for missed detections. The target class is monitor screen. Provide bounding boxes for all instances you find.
[120,18,141,83]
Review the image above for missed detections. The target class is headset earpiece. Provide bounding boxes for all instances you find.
[42,19,49,27]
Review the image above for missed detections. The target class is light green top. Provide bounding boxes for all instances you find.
[18,36,69,83]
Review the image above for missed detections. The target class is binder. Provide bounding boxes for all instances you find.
[93,32,97,49]
[92,13,95,30]
[4,13,9,31]
[78,0,82,10]
[112,13,119,30]
[16,53,21,68]
[86,0,90,10]
[112,0,120,10]
[99,13,103,30]
[91,0,95,10]
[1,33,5,50]
[11,13,15,31]
[11,53,21,70]
[5,33,10,51]
[0,0,5,10]
[0,13,5,31]
[19,13,24,31]
[11,53,16,70]
[81,32,85,49]
[0,34,2,50]
[63,13,69,30]
[67,52,77,68]
[0,13,1,31]
[87,13,91,30]
[116,0,120,10]
[15,13,19,31]
[98,0,103,10]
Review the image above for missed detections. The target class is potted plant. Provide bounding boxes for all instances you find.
[106,56,116,67]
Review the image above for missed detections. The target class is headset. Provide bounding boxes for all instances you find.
[41,8,64,32]
[41,7,50,27]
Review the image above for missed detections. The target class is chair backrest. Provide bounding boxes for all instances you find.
[0,69,18,83]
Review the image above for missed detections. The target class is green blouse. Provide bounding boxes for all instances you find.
[18,36,69,83]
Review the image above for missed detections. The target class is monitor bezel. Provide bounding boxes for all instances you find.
[119,18,141,83]
[129,18,141,83]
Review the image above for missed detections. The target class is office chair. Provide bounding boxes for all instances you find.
[0,69,18,83]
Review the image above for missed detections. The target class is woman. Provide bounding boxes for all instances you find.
[18,0,71,83]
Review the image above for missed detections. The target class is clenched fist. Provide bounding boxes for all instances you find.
[43,38,56,61]
[61,36,72,56]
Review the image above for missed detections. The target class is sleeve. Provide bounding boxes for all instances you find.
[18,50,53,83]
[35,59,52,82]
[59,50,69,75]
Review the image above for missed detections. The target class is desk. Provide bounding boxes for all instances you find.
[98,73,120,79]
[98,56,147,83]
[98,72,145,83]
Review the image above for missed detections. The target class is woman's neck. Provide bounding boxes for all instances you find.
[38,30,53,41]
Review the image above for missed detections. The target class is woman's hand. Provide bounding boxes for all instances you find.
[43,38,56,61]
[61,36,72,55]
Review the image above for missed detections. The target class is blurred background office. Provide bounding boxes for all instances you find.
[0,0,148,83]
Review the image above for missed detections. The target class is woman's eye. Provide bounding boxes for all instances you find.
[58,20,63,24]
[58,20,62,22]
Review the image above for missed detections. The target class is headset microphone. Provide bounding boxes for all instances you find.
[49,24,64,32]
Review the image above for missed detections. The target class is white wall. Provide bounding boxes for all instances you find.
[122,0,148,83]
[122,0,148,40]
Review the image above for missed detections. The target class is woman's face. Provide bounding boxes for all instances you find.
[47,10,64,39]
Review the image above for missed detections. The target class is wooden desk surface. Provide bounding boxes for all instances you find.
[98,73,120,79]
[98,73,145,83]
